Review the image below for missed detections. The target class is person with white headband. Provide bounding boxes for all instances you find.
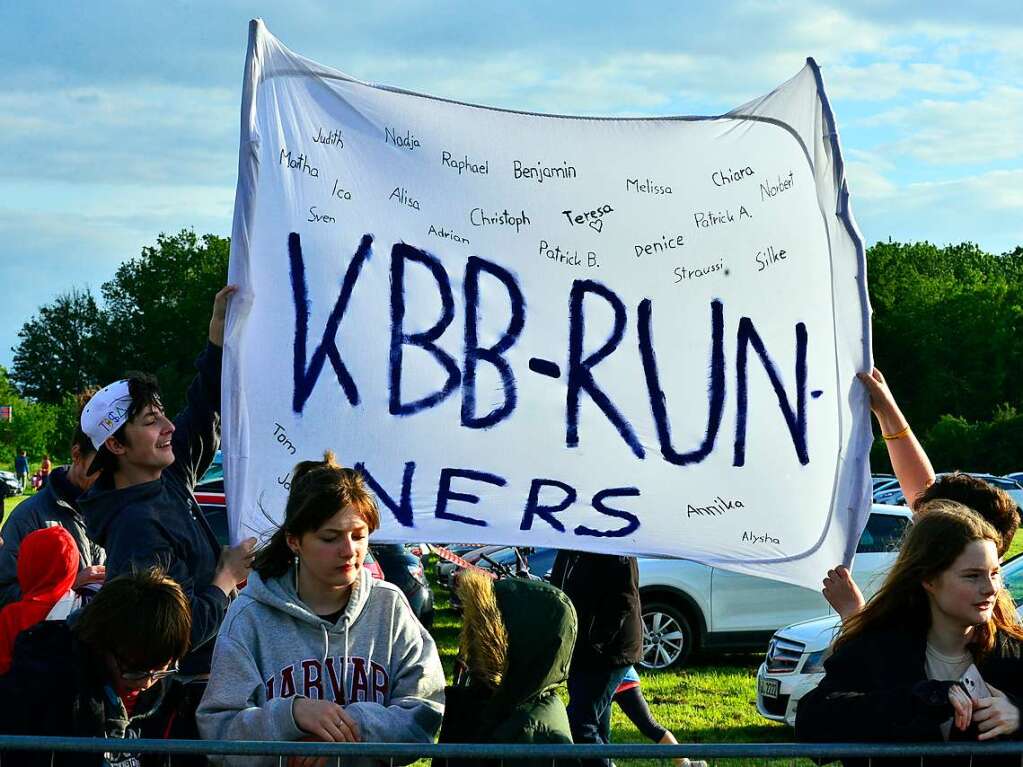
[77,285,256,750]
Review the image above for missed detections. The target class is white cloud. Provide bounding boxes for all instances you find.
[825,61,980,101]
[0,84,238,186]
[868,86,1023,165]
[854,168,1023,252]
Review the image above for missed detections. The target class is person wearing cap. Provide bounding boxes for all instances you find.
[0,394,106,609]
[78,286,256,747]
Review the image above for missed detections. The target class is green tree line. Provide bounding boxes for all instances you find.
[0,230,228,466]
[2,232,1021,473]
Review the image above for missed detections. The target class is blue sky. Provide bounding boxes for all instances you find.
[1,1,1020,370]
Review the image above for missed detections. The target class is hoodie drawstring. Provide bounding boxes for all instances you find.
[342,618,350,704]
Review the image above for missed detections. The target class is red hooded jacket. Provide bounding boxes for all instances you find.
[0,526,79,673]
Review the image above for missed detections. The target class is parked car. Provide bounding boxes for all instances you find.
[874,472,1023,510]
[755,551,1023,727]
[637,504,912,669]
[871,474,898,497]
[193,464,385,581]
[371,543,435,629]
[443,546,558,611]
[441,545,556,591]
[434,543,492,583]
[0,470,19,499]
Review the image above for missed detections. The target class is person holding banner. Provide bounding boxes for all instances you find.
[196,452,445,765]
[78,285,255,754]
[822,368,1019,620]
[797,503,1023,761]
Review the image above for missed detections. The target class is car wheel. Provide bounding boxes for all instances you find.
[640,601,693,669]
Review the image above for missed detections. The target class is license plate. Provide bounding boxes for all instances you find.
[758,676,780,699]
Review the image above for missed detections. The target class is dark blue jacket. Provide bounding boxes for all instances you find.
[796,625,1023,766]
[14,456,28,475]
[81,343,227,676]
[0,467,105,607]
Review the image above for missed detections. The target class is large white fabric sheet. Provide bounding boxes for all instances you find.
[224,20,873,589]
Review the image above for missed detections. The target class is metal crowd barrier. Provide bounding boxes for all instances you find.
[3,737,1023,764]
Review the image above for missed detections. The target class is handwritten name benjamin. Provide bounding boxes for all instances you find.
[513,160,577,184]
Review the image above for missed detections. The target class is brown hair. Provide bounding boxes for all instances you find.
[74,567,191,669]
[915,472,1020,556]
[253,450,380,579]
[838,501,1023,657]
[87,373,165,476]
[70,388,99,459]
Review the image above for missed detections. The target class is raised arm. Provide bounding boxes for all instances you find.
[168,285,238,489]
[859,368,935,510]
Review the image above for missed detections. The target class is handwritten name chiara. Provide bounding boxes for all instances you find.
[687,496,744,517]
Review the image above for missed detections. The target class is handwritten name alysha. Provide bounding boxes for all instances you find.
[742,531,780,545]
[687,496,744,517]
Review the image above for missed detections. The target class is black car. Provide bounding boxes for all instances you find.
[0,471,20,499]
[370,543,435,629]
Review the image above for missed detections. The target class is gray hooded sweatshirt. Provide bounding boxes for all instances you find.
[196,567,444,765]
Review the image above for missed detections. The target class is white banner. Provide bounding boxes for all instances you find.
[224,20,874,588]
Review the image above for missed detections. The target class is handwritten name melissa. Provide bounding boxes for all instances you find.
[626,177,672,195]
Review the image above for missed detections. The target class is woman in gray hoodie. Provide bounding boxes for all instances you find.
[196,452,445,764]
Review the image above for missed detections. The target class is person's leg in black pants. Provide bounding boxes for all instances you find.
[567,664,630,766]
[613,684,668,742]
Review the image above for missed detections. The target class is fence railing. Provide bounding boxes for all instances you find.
[4,737,1023,764]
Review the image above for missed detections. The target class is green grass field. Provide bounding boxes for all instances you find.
[2,493,26,523]
[425,525,1023,766]
[426,563,801,766]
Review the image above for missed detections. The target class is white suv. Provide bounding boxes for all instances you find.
[638,504,911,669]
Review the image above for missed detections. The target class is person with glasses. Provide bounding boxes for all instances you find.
[0,567,191,766]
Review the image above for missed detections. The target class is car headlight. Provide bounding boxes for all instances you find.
[801,649,830,674]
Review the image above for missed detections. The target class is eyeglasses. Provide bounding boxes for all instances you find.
[115,658,179,684]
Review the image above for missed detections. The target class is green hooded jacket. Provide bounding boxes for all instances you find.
[437,575,578,763]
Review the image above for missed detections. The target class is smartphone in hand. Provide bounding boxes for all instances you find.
[959,664,991,701]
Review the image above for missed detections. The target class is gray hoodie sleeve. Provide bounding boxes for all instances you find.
[197,634,304,761]
[0,506,42,607]
[343,598,446,749]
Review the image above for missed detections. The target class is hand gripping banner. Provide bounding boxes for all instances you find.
[224,19,873,588]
